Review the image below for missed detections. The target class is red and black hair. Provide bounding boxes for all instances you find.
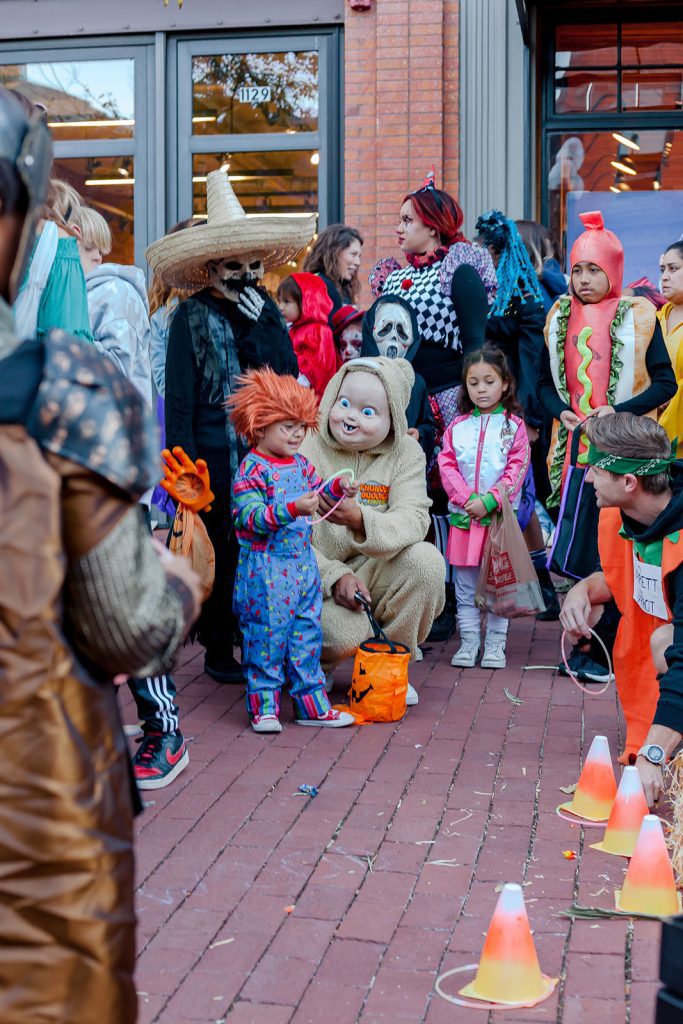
[226,368,319,446]
[404,185,465,247]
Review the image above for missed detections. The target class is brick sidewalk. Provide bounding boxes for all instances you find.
[124,619,663,1023]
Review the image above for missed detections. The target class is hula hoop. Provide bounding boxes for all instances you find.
[307,468,356,524]
[555,803,609,828]
[560,627,614,696]
[435,964,557,1011]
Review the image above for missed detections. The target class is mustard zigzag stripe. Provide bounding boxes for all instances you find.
[576,326,593,464]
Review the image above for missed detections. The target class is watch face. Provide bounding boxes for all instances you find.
[646,745,665,764]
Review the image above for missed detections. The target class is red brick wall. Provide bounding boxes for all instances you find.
[344,0,460,306]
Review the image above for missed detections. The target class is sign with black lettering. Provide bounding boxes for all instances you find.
[237,86,272,105]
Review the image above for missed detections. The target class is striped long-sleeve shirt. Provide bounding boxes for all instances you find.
[232,449,345,550]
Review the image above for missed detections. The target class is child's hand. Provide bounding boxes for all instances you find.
[341,481,359,499]
[591,405,616,418]
[407,428,420,441]
[295,491,320,516]
[464,496,488,520]
[560,410,581,431]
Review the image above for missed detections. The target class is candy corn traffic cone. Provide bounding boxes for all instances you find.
[615,815,682,916]
[459,883,557,1005]
[559,735,617,823]
[591,766,649,857]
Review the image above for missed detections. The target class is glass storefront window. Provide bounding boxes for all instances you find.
[0,59,135,140]
[54,156,135,265]
[546,129,683,252]
[192,51,318,135]
[622,69,683,112]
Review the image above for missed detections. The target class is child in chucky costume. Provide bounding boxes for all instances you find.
[227,368,357,733]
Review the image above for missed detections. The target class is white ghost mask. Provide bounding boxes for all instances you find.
[207,254,265,302]
[373,302,413,359]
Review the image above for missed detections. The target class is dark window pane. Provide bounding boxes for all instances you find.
[555,23,617,67]
[55,156,135,265]
[0,59,135,140]
[192,51,318,135]
[622,22,683,66]
[554,69,617,113]
[622,68,683,112]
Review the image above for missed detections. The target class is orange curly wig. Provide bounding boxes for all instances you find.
[226,368,320,446]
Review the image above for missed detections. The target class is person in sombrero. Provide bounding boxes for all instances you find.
[146,170,315,684]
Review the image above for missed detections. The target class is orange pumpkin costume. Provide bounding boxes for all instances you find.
[598,506,683,763]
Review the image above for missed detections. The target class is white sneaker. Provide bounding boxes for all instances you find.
[451,633,480,668]
[414,647,424,662]
[480,631,507,669]
[406,683,419,706]
[251,714,282,734]
[296,709,355,728]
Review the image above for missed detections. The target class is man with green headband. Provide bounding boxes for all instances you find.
[560,412,683,804]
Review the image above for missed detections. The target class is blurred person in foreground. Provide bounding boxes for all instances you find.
[560,413,683,798]
[0,88,200,1023]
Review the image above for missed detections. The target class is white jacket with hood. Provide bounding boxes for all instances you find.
[86,263,153,408]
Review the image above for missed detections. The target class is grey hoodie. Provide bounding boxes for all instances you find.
[86,263,152,408]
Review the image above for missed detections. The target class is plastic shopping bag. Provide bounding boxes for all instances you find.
[475,493,545,618]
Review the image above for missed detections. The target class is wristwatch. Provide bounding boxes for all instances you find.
[637,743,666,766]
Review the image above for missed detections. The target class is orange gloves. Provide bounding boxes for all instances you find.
[160,446,214,513]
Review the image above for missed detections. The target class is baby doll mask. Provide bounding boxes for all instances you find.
[329,370,391,451]
[339,325,363,363]
[373,301,413,359]
[207,253,265,302]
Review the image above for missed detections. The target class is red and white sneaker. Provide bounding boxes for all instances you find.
[296,709,355,728]
[251,714,282,734]
[132,731,189,790]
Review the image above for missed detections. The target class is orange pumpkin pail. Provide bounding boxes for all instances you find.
[348,592,410,723]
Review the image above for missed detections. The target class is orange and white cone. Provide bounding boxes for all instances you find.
[591,766,649,857]
[558,735,617,823]
[615,815,682,916]
[459,883,557,1006]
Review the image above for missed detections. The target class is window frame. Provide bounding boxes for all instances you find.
[0,35,156,269]
[168,29,342,232]
[540,6,683,228]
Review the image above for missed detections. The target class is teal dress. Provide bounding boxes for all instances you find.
[36,235,93,343]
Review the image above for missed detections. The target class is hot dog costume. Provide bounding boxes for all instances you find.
[301,357,445,668]
[541,211,676,506]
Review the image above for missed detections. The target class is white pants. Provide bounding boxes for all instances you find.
[454,566,509,636]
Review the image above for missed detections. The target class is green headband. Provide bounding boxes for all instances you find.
[586,439,677,477]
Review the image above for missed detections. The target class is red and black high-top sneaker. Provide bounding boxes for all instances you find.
[132,731,189,790]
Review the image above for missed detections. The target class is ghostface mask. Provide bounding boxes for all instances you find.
[373,302,413,359]
[207,254,265,302]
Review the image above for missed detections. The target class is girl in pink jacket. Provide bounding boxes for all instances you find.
[438,347,530,670]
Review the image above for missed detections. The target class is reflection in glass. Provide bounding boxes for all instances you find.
[55,156,134,266]
[621,23,683,67]
[546,130,683,252]
[0,60,135,139]
[555,24,617,68]
[622,69,683,112]
[554,70,617,113]
[192,151,318,291]
[192,51,318,135]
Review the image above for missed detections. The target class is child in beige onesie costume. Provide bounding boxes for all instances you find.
[301,356,445,670]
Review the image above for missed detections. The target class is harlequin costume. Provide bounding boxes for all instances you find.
[540,211,676,507]
[228,369,348,723]
[588,446,683,764]
[286,271,337,399]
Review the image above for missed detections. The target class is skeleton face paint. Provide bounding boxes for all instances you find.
[373,303,413,359]
[207,253,265,302]
[339,325,363,363]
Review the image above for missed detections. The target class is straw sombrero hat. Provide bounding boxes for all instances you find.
[145,170,317,289]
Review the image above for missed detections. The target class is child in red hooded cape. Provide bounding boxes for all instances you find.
[539,210,676,510]
[277,272,337,399]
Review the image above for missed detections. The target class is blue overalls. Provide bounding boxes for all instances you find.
[232,453,332,720]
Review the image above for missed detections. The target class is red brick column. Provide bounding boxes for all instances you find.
[343,0,460,306]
